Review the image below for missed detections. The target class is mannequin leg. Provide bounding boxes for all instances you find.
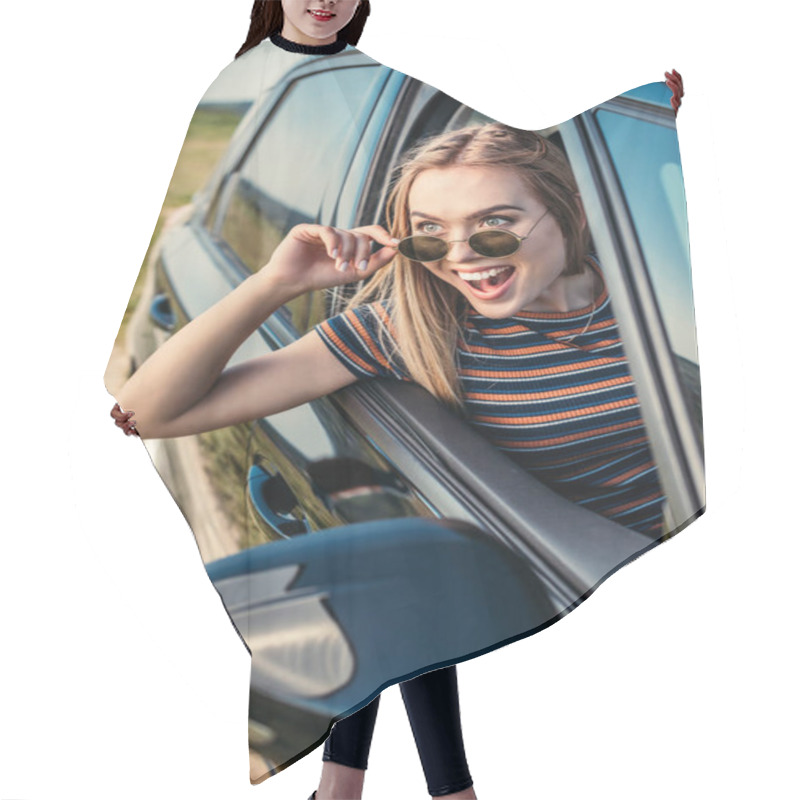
[323,694,381,769]
[316,667,475,799]
[400,666,475,798]
[316,695,380,799]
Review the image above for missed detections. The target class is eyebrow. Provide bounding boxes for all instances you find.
[409,204,527,222]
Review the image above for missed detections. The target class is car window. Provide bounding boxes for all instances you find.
[448,107,494,129]
[334,72,401,231]
[217,65,384,334]
[594,110,703,434]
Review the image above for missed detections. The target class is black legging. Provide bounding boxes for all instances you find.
[323,665,473,797]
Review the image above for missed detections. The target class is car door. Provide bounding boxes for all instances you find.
[142,185,261,566]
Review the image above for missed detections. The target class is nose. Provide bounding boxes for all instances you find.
[445,238,483,264]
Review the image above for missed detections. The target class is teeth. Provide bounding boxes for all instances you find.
[457,266,512,282]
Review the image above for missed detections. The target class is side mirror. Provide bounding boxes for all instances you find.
[205,517,555,772]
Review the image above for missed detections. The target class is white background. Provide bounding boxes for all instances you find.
[1,1,797,798]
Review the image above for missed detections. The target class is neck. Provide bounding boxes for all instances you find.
[525,266,599,314]
[270,29,349,54]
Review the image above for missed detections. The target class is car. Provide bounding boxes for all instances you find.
[110,49,704,775]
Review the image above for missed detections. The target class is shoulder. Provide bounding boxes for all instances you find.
[197,39,309,107]
[321,300,398,346]
[314,300,409,381]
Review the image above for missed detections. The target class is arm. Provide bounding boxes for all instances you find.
[113,223,398,439]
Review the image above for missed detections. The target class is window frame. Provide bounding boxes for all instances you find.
[559,97,705,529]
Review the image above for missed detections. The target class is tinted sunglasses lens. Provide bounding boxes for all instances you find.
[398,230,521,262]
[398,236,448,262]
[470,229,520,257]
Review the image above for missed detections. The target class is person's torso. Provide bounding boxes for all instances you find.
[455,258,665,535]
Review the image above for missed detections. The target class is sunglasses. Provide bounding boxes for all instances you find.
[397,209,550,263]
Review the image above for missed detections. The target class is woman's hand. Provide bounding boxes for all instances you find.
[259,223,399,294]
[110,402,139,437]
[665,69,684,114]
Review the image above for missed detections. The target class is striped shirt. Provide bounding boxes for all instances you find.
[314,258,665,535]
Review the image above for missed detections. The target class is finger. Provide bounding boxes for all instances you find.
[666,69,684,95]
[348,224,402,249]
[664,71,683,115]
[353,232,378,273]
[335,245,397,285]
[308,225,346,272]
[362,243,399,274]
[339,227,400,274]
[334,230,358,273]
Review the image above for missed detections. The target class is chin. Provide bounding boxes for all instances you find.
[460,295,521,319]
[473,304,519,319]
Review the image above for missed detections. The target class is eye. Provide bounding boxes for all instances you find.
[415,221,442,235]
[481,215,514,228]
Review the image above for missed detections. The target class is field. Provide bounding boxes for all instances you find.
[111,105,248,352]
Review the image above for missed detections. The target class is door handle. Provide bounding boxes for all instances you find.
[149,293,176,331]
[308,458,415,523]
[247,464,309,539]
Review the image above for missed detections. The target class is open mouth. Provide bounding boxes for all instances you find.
[455,265,516,298]
[308,9,335,21]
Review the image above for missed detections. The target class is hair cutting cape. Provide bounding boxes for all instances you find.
[105,34,704,784]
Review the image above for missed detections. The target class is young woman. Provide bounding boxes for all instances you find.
[236,0,370,56]
[111,3,685,797]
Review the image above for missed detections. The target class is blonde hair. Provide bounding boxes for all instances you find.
[345,123,588,413]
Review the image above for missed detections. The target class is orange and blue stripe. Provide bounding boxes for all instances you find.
[315,259,664,535]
